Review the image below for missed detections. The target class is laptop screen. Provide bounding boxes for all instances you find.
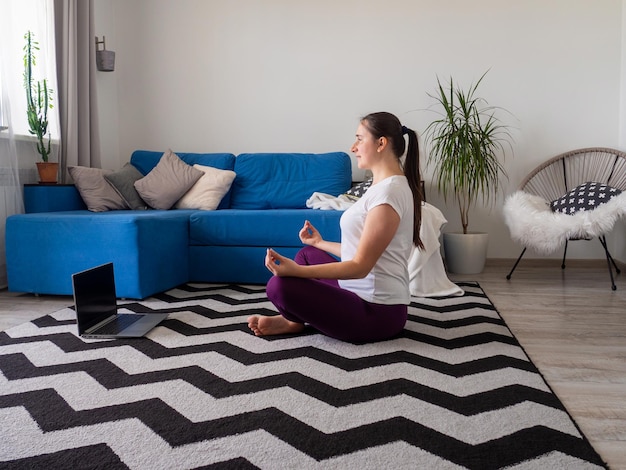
[72,263,118,335]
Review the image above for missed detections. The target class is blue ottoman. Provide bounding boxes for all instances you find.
[6,210,191,299]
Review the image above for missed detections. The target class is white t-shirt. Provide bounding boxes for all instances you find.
[338,175,414,305]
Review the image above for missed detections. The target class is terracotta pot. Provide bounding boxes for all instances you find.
[36,162,59,184]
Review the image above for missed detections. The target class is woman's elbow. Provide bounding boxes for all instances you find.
[347,262,374,279]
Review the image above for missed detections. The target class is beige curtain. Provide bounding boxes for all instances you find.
[0,60,23,288]
[54,0,101,182]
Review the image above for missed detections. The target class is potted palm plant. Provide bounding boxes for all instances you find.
[424,71,513,273]
[23,31,57,183]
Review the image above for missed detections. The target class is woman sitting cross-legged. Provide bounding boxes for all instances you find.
[247,111,424,343]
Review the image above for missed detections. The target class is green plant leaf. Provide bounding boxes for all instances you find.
[424,71,513,233]
[23,30,53,162]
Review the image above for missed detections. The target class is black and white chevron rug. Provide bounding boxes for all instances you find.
[0,282,606,469]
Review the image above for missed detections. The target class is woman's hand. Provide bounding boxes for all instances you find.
[265,248,301,277]
[300,219,342,258]
[299,220,323,246]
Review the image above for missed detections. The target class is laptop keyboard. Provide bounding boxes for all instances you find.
[95,314,143,335]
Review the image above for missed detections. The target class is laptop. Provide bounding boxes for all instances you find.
[72,262,168,339]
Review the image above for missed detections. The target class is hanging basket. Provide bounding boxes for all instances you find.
[36,162,59,184]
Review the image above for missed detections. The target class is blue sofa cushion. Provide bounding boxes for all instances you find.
[189,209,343,246]
[229,152,352,209]
[130,150,237,209]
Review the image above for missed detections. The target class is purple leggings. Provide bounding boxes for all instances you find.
[266,246,408,343]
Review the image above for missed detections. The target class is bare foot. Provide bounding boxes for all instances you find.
[247,315,305,336]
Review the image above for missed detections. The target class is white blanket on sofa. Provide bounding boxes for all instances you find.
[306,192,356,210]
[306,193,462,298]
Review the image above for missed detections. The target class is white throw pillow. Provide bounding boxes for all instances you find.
[175,164,236,210]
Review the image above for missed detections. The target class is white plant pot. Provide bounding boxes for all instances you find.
[442,232,489,274]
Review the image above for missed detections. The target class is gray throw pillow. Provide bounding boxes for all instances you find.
[134,149,204,210]
[104,163,148,210]
[68,166,128,212]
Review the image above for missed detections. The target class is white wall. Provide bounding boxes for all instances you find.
[94,0,626,261]
[615,0,626,262]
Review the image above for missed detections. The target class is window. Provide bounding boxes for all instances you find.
[0,0,58,138]
[0,91,6,131]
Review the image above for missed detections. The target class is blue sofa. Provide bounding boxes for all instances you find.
[6,150,351,299]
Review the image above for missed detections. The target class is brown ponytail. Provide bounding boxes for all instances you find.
[361,112,423,249]
[403,127,424,250]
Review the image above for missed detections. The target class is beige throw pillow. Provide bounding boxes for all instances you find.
[175,164,236,210]
[134,149,203,210]
[68,166,128,212]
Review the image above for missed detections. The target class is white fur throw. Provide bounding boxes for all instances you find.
[503,190,626,254]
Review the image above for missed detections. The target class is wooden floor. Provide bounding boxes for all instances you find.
[1,259,624,469]
[450,259,626,470]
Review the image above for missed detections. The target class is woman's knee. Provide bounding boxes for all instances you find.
[294,246,319,265]
[295,246,337,266]
[266,276,300,305]
[266,275,284,302]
